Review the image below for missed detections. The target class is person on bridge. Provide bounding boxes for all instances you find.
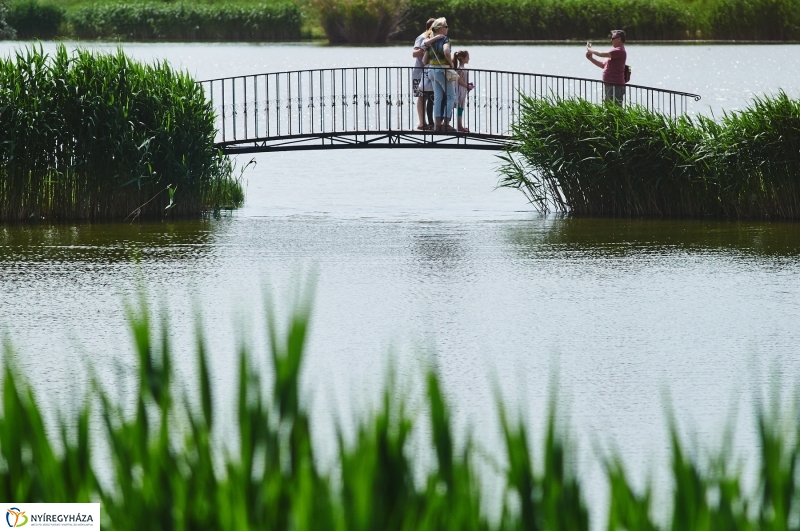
[413,18,436,130]
[585,29,627,105]
[453,50,474,132]
[426,18,456,132]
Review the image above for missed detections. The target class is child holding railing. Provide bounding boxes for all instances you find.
[453,50,474,132]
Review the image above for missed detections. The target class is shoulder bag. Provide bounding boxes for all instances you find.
[430,44,459,82]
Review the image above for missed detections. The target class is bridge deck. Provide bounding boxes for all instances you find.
[200,67,700,154]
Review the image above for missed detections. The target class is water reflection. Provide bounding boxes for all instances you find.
[505,217,800,258]
[411,226,467,274]
[0,221,216,264]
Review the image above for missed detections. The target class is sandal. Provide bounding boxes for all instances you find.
[457,127,470,133]
[440,125,456,132]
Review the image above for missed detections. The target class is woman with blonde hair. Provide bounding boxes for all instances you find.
[425,17,456,132]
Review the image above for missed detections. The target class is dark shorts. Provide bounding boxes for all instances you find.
[413,78,423,97]
[604,84,626,105]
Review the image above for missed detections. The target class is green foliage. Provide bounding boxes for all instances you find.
[1,293,800,528]
[397,0,800,41]
[703,0,800,40]
[65,2,302,41]
[0,0,17,39]
[398,0,698,41]
[7,0,64,39]
[500,93,800,219]
[0,45,240,221]
[310,0,407,43]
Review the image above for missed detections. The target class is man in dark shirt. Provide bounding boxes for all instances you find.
[586,29,627,105]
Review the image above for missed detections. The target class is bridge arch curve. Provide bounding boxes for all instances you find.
[199,67,700,154]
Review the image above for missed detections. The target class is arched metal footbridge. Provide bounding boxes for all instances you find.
[199,67,700,154]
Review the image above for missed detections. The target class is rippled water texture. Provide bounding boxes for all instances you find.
[2,41,800,523]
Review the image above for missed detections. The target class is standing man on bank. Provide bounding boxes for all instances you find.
[585,29,627,105]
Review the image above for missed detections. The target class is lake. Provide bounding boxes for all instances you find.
[1,41,799,524]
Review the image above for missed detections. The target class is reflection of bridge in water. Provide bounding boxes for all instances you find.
[199,67,701,154]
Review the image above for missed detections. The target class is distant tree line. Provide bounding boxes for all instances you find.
[1,0,799,42]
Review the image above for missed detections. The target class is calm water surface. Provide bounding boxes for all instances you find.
[1,42,800,523]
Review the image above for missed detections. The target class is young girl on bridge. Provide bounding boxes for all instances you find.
[453,50,474,132]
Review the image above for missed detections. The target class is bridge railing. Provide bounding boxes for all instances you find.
[199,67,700,148]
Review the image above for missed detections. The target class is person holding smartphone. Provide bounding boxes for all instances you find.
[585,29,627,105]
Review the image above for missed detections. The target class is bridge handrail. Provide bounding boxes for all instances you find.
[198,66,701,101]
[199,65,701,152]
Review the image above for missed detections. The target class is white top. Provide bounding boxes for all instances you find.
[413,32,426,80]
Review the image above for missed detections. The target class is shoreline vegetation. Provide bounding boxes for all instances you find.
[0,45,242,221]
[500,93,800,219]
[2,294,800,529]
[1,0,800,44]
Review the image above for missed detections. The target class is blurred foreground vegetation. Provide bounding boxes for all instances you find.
[501,92,800,219]
[2,291,800,529]
[2,0,800,43]
[0,45,241,221]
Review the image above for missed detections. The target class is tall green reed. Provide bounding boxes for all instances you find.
[1,291,800,528]
[500,93,800,219]
[66,2,302,42]
[7,0,64,39]
[311,0,407,43]
[0,45,240,221]
[398,0,698,41]
[397,0,800,41]
[0,0,17,39]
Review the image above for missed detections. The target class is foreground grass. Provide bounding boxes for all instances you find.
[500,93,800,219]
[2,291,800,529]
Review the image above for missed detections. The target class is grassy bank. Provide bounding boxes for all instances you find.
[0,45,241,221]
[66,2,302,41]
[499,93,800,219]
[397,0,800,41]
[4,0,800,42]
[2,292,800,529]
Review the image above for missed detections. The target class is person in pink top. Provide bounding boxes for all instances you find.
[585,29,627,105]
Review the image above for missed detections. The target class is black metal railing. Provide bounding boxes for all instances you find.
[199,67,701,152]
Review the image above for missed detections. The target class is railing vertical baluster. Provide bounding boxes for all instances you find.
[221,80,226,142]
[265,75,270,139]
[341,69,346,133]
[332,70,338,135]
[278,74,283,138]
[243,76,248,140]
[232,78,238,141]
[309,71,314,134]
[253,76,258,139]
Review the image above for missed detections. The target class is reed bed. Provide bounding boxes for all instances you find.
[500,93,800,219]
[66,2,302,41]
[7,0,63,39]
[0,45,241,221]
[396,0,800,41]
[0,1,15,38]
[399,0,695,41]
[310,0,407,43]
[4,0,799,42]
[2,292,800,529]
